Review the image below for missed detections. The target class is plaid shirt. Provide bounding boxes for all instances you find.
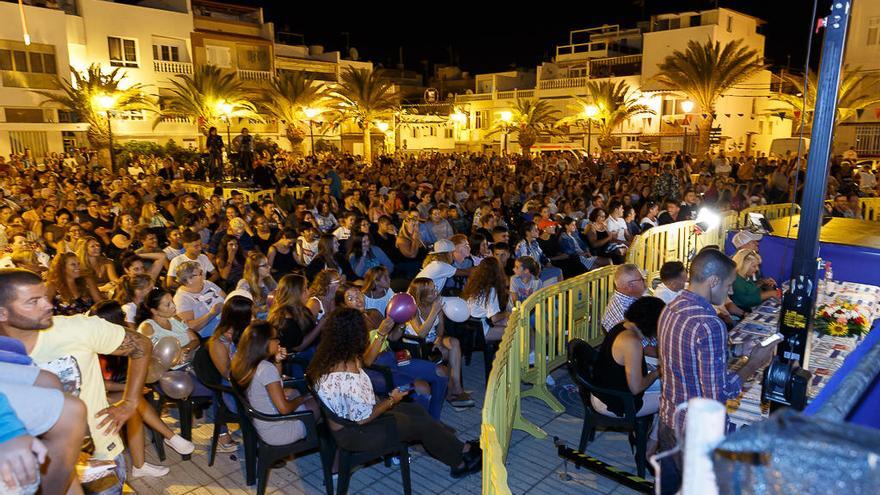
[601,291,638,331]
[658,290,742,434]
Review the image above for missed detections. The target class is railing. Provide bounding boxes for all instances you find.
[856,198,880,222]
[160,116,192,124]
[454,89,536,103]
[737,204,801,229]
[538,77,587,91]
[481,265,615,494]
[153,60,193,75]
[236,69,274,82]
[180,183,309,202]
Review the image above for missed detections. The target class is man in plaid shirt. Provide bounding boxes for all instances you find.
[602,264,646,332]
[656,249,775,494]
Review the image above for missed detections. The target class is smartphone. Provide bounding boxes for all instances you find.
[396,383,414,393]
[761,333,783,347]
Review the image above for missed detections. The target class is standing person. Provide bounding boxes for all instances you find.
[206,127,224,182]
[656,250,776,494]
[236,128,254,181]
[0,269,153,493]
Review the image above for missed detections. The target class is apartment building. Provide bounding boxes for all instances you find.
[837,0,880,156]
[452,7,792,156]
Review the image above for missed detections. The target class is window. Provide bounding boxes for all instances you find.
[108,37,138,67]
[152,44,180,62]
[429,127,436,137]
[445,128,453,139]
[868,17,880,46]
[0,49,55,73]
[474,111,482,130]
[412,127,419,138]
[690,14,701,27]
[758,120,764,134]
[116,110,145,121]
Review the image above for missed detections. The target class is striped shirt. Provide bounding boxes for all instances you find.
[601,291,638,331]
[658,290,742,434]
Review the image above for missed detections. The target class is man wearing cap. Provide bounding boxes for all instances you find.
[416,239,470,294]
[731,230,762,254]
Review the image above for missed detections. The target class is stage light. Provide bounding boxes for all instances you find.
[695,207,720,234]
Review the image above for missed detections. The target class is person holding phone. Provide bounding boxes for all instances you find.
[308,307,481,479]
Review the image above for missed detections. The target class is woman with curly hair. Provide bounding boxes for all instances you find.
[76,235,119,294]
[461,256,510,341]
[46,252,104,315]
[307,307,481,479]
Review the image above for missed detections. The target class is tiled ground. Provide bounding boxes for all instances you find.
[127,356,643,495]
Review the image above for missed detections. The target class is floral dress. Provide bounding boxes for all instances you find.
[315,369,377,422]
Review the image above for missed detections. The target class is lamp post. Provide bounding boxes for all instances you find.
[94,94,116,171]
[303,106,320,157]
[217,101,233,164]
[499,110,512,156]
[376,121,389,154]
[681,100,694,153]
[583,104,598,157]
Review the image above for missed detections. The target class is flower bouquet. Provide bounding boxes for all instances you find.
[814,300,872,338]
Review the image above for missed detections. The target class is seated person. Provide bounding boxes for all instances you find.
[231,321,317,446]
[653,261,687,304]
[731,250,777,312]
[510,256,542,303]
[590,297,665,452]
[173,261,226,339]
[0,358,86,495]
[308,308,482,479]
[462,257,510,341]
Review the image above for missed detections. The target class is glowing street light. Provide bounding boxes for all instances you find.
[303,107,320,119]
[450,111,466,125]
[215,100,234,165]
[302,107,322,157]
[583,104,599,118]
[499,111,512,123]
[681,100,695,113]
[93,93,117,169]
[582,104,599,156]
[376,121,389,133]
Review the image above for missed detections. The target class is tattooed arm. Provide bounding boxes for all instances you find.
[96,330,152,435]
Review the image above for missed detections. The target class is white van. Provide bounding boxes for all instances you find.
[770,138,810,158]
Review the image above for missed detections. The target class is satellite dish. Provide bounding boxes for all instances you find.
[349,47,359,61]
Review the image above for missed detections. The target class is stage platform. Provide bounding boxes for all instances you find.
[727,216,880,287]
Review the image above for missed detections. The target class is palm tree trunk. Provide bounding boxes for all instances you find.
[697,115,714,156]
[363,126,372,164]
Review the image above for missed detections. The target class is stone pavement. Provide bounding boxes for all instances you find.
[127,356,644,495]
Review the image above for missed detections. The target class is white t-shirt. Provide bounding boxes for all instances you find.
[173,281,225,337]
[168,253,215,281]
[652,282,682,304]
[333,226,351,241]
[467,287,502,335]
[29,314,126,460]
[606,216,628,242]
[416,261,457,292]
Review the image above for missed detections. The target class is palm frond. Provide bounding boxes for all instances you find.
[162,64,260,134]
[329,68,399,129]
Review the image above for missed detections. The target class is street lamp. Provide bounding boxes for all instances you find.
[681,100,694,153]
[499,111,512,156]
[583,104,598,156]
[217,101,233,167]
[376,121,389,154]
[303,106,320,157]
[94,93,117,170]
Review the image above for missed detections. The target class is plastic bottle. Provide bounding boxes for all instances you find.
[824,260,833,292]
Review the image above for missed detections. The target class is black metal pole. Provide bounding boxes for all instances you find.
[765,0,853,409]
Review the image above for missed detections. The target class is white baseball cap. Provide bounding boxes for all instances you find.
[430,239,455,255]
[732,230,763,249]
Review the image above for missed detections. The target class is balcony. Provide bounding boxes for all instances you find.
[153,60,193,75]
[539,77,587,91]
[454,89,536,103]
[236,69,273,82]
[589,54,642,78]
[160,116,192,124]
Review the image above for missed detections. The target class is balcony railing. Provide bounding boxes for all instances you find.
[153,60,193,75]
[538,77,587,90]
[160,116,192,124]
[237,69,273,82]
[455,93,494,102]
[454,88,536,102]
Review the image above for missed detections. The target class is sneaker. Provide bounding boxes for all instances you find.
[131,462,169,478]
[164,434,195,455]
[216,439,238,453]
[447,393,476,408]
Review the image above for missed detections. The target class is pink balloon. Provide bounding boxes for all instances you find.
[386,293,417,323]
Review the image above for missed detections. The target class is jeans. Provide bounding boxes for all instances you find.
[369,351,448,420]
[657,423,682,495]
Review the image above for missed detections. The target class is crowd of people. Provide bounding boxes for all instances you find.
[0,143,873,494]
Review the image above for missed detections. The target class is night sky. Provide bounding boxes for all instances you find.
[238,0,833,75]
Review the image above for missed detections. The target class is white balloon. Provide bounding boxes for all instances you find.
[442,297,470,323]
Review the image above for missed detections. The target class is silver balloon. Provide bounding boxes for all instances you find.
[145,357,165,384]
[153,337,181,369]
[159,370,194,400]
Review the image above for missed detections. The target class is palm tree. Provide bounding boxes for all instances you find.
[32,64,154,168]
[162,64,259,139]
[769,67,880,134]
[331,68,398,163]
[261,71,330,154]
[487,98,559,155]
[654,38,764,155]
[557,80,653,154]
